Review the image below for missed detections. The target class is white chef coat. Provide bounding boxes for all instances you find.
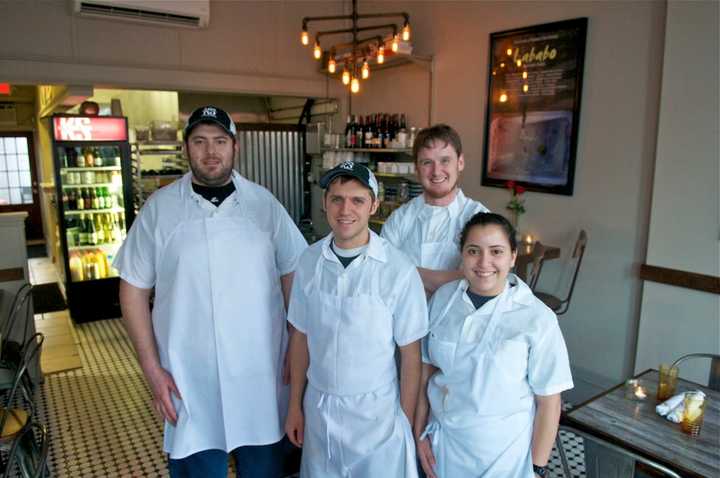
[381,189,488,270]
[287,231,428,477]
[113,171,307,459]
[421,274,573,478]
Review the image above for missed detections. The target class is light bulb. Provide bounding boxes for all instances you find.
[328,58,336,73]
[301,30,309,46]
[342,69,350,85]
[402,23,411,41]
[313,42,322,60]
[522,71,528,79]
[506,48,512,56]
[516,59,522,67]
[500,62,505,68]
[499,93,508,103]
[377,46,385,64]
[392,35,399,52]
[362,60,370,79]
[523,84,529,93]
[351,77,360,93]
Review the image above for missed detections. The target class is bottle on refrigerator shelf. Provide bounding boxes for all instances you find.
[94,215,105,244]
[68,189,77,210]
[93,148,103,167]
[62,189,69,210]
[76,189,85,210]
[76,148,86,168]
[87,214,98,245]
[78,214,88,246]
[69,253,84,282]
[90,188,99,210]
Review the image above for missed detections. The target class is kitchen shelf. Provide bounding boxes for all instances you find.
[65,208,125,215]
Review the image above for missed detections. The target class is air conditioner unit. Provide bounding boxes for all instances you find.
[72,0,209,28]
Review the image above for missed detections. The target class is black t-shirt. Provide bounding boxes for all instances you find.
[331,241,363,268]
[191,181,236,207]
[465,289,496,310]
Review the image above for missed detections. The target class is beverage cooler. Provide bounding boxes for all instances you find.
[51,115,136,322]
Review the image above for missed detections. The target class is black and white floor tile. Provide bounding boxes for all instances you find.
[32,318,585,477]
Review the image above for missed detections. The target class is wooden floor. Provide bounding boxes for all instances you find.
[28,258,82,375]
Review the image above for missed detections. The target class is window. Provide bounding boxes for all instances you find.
[0,136,33,205]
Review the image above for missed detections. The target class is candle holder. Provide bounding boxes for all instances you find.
[624,379,648,401]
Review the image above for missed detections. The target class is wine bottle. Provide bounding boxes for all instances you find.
[344,115,353,148]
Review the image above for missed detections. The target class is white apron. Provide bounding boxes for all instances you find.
[417,207,462,271]
[300,255,417,478]
[154,190,288,458]
[422,281,535,478]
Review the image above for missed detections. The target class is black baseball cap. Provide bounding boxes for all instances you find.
[184,105,237,139]
[319,160,379,197]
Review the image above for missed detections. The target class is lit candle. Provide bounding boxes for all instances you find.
[524,234,534,245]
[635,386,647,400]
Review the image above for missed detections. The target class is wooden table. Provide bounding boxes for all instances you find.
[513,243,561,282]
[563,369,720,477]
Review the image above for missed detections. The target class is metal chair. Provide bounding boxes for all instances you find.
[0,333,44,447]
[555,424,681,478]
[534,230,588,315]
[2,420,48,478]
[526,241,547,291]
[671,353,720,391]
[1,283,33,368]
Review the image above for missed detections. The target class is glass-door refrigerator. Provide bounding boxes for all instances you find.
[51,115,136,322]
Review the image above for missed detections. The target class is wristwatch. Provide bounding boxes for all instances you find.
[533,464,549,477]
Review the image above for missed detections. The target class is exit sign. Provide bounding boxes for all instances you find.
[0,83,10,95]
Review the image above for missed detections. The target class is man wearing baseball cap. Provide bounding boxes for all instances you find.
[284,161,428,477]
[115,105,307,476]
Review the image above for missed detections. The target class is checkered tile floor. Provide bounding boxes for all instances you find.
[32,318,585,477]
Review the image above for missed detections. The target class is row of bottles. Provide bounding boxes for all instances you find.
[65,212,126,247]
[68,249,118,282]
[344,113,415,149]
[63,187,123,211]
[61,170,122,186]
[61,147,121,168]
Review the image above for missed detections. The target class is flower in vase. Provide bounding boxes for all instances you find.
[505,180,526,227]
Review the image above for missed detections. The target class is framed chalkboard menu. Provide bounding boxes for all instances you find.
[481,18,587,195]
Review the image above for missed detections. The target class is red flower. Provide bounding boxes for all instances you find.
[515,185,526,195]
[506,180,515,190]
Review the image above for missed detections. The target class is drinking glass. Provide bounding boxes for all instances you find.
[681,392,707,437]
[657,364,678,401]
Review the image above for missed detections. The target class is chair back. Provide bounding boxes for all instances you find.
[671,353,720,391]
[0,333,44,434]
[2,283,32,343]
[2,420,49,478]
[557,230,588,313]
[527,241,547,291]
[556,424,681,478]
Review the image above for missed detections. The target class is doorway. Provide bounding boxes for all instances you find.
[0,132,44,242]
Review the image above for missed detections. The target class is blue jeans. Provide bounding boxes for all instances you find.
[168,439,285,478]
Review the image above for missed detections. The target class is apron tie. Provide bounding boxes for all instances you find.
[316,392,334,471]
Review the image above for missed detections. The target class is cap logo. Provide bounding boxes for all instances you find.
[340,160,355,171]
[202,107,217,118]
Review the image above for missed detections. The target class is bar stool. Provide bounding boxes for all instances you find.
[526,241,547,291]
[671,353,720,391]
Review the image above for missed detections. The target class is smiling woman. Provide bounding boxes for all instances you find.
[414,211,573,478]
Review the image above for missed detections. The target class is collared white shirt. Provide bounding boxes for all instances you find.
[381,189,489,269]
[113,171,307,458]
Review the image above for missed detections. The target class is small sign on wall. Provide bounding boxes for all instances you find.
[481,18,588,196]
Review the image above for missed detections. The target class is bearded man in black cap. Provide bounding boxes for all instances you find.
[115,105,307,477]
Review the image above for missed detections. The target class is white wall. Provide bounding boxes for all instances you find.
[351,1,667,396]
[0,0,338,97]
[635,1,720,385]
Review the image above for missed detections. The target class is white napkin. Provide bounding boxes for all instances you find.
[655,391,706,423]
